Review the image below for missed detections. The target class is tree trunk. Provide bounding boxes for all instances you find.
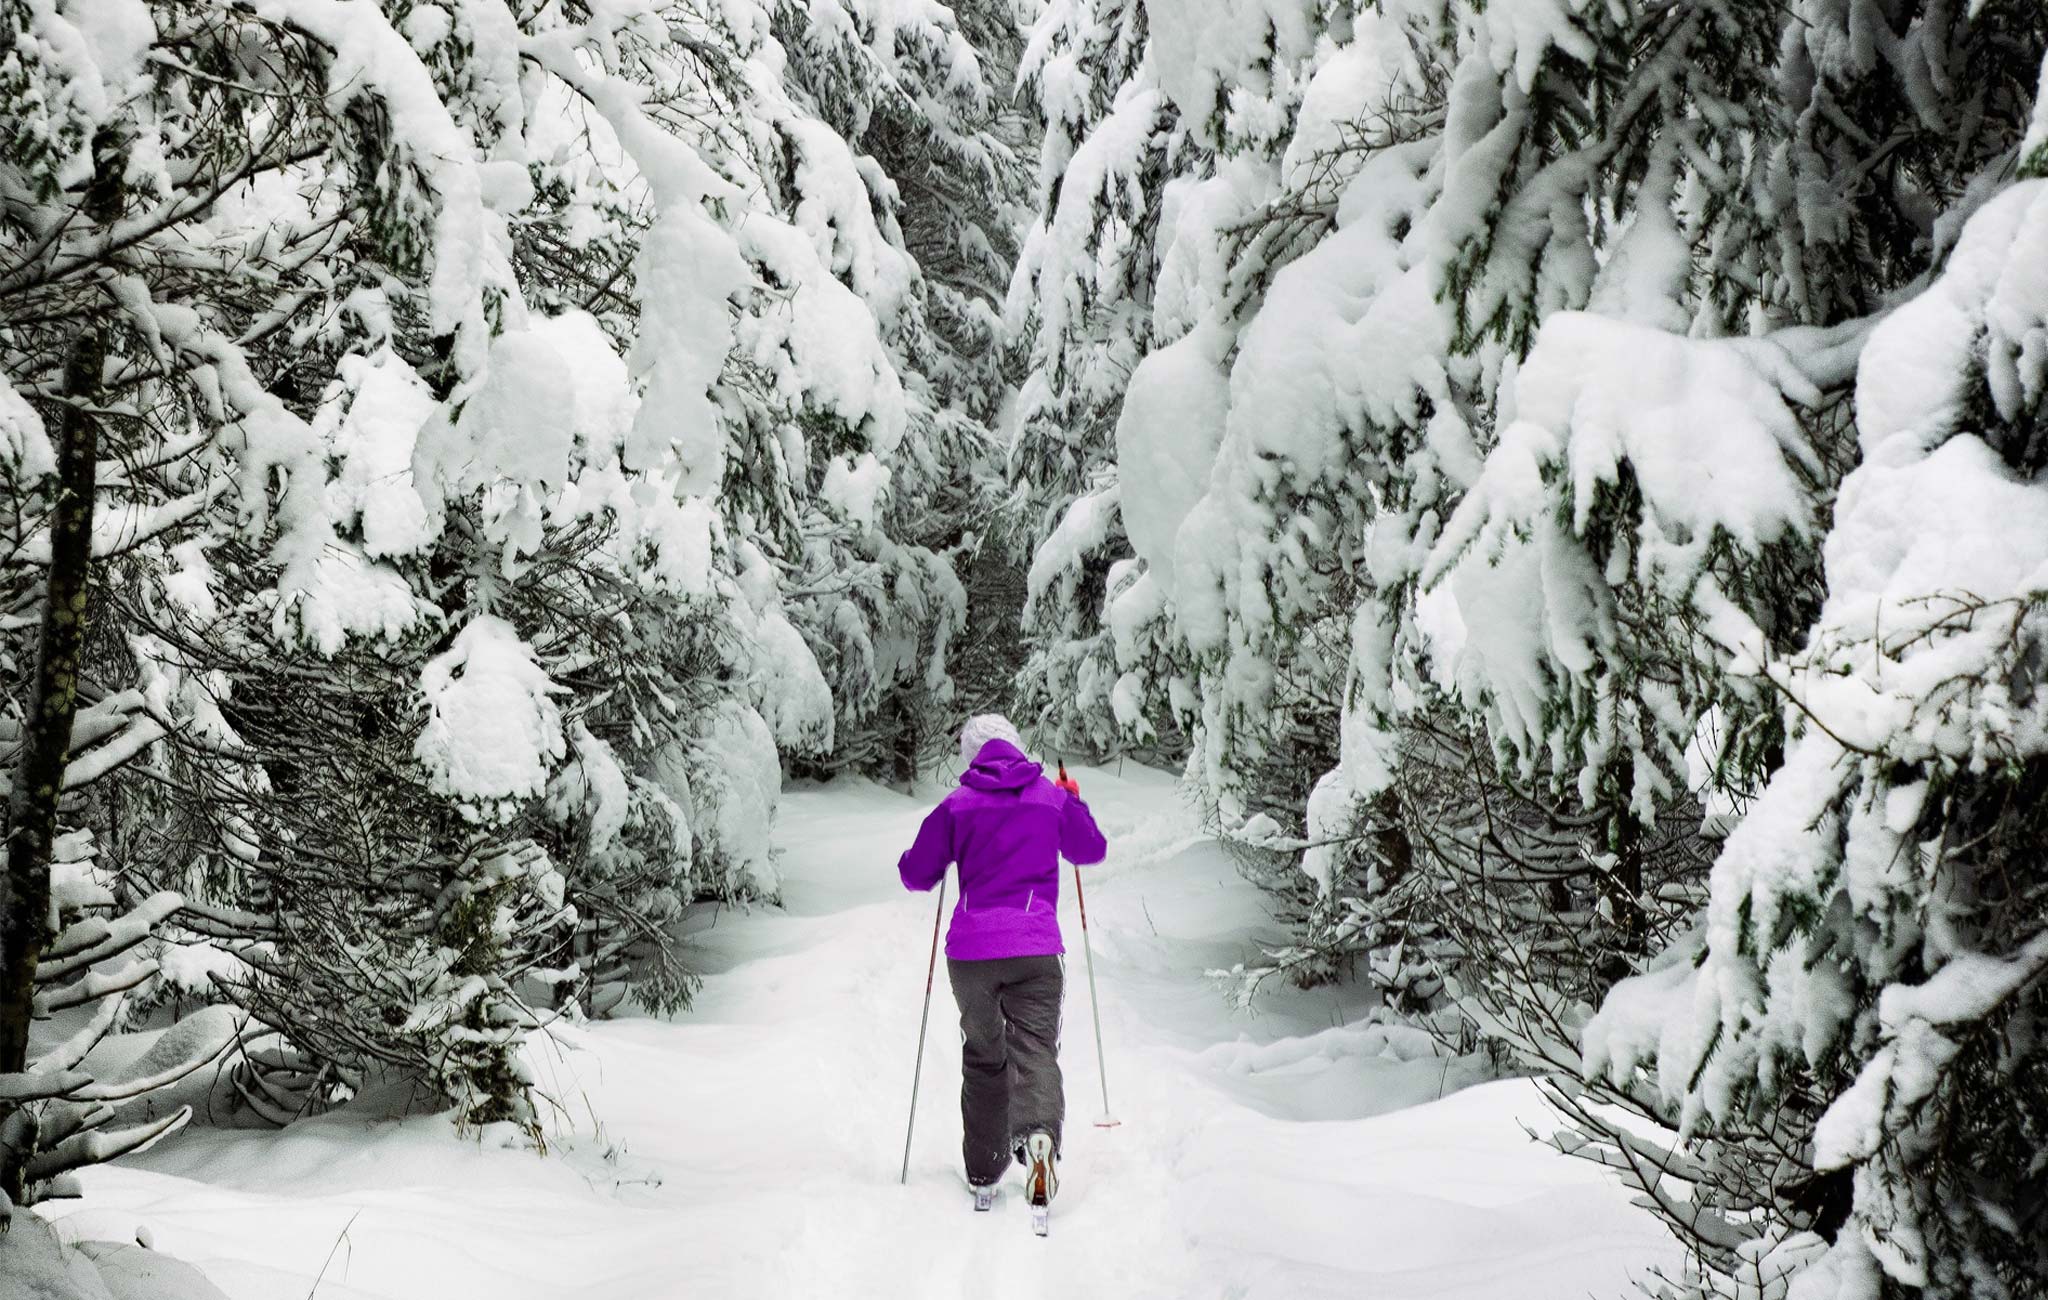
[1597,803,1646,993]
[1369,789,1412,890]
[0,319,104,1205]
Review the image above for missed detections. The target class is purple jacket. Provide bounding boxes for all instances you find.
[898,740,1108,960]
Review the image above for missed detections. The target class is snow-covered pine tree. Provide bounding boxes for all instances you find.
[612,0,1031,786]
[1399,7,2048,1296]
[1422,0,2045,1000]
[1583,178,2048,1300]
[0,0,759,1135]
[0,67,251,1205]
[1407,0,1846,1045]
[1002,0,1192,757]
[1011,8,2048,1295]
[1574,38,2048,1300]
[1034,0,1477,971]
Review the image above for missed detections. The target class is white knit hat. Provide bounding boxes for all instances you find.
[959,714,1025,763]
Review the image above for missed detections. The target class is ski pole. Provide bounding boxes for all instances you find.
[900,872,947,1184]
[1072,859,1121,1128]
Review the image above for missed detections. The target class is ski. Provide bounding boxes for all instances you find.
[1030,1204,1050,1237]
[972,1184,997,1213]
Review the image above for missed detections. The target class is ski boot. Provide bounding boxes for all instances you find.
[1023,1132,1057,1237]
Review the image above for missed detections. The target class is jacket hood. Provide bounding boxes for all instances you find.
[961,738,1043,791]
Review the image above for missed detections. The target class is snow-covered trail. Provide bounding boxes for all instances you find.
[43,763,1678,1298]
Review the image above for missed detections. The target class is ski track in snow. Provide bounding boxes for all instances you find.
[41,765,1680,1298]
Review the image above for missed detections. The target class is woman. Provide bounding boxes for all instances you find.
[897,715,1108,1215]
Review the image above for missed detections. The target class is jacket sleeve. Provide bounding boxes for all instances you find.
[898,800,954,891]
[1059,791,1108,866]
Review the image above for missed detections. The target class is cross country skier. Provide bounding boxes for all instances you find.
[897,715,1108,1227]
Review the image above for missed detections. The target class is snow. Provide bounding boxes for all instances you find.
[0,1208,122,1300]
[625,203,746,490]
[608,492,719,599]
[0,367,57,482]
[1280,16,1414,190]
[1427,314,1822,650]
[49,831,112,915]
[1113,321,1229,598]
[1152,159,1276,337]
[1813,932,2048,1175]
[271,543,430,657]
[1106,567,1165,670]
[738,214,909,459]
[321,350,435,559]
[83,1006,245,1104]
[774,117,917,330]
[451,330,583,491]
[1414,298,1839,809]
[1478,0,1595,95]
[1582,149,1691,334]
[413,616,568,813]
[400,4,451,50]
[734,544,835,755]
[1526,315,1815,546]
[1564,175,2048,1294]
[525,310,637,457]
[1859,181,2048,463]
[1877,931,2048,1030]
[746,604,836,755]
[1439,536,1554,763]
[820,452,891,530]
[1025,484,1120,612]
[662,700,783,896]
[152,942,248,1000]
[1168,130,1450,672]
[38,767,1678,1298]
[404,310,643,566]
[158,540,218,622]
[77,1238,233,1300]
[1142,0,1315,135]
[1020,81,1170,361]
[1229,141,1443,485]
[13,0,157,190]
[554,723,631,854]
[1580,944,1711,1112]
[1298,766,1360,895]
[524,47,750,489]
[255,0,494,348]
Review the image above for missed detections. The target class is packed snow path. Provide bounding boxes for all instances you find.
[45,764,1678,1298]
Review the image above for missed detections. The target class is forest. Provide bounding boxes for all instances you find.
[3,0,2046,1296]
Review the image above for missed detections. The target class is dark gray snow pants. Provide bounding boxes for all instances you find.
[947,954,1064,1186]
